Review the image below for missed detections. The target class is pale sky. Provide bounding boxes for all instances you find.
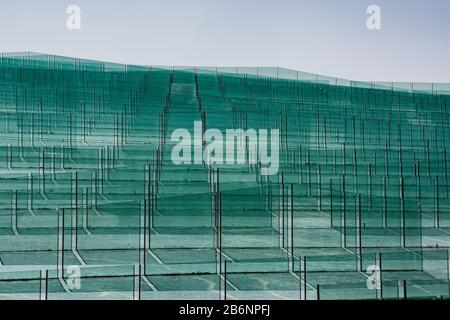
[0,0,449,82]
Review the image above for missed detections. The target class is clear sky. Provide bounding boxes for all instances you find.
[0,0,449,82]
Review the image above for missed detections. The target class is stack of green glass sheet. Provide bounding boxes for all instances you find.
[0,52,449,300]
